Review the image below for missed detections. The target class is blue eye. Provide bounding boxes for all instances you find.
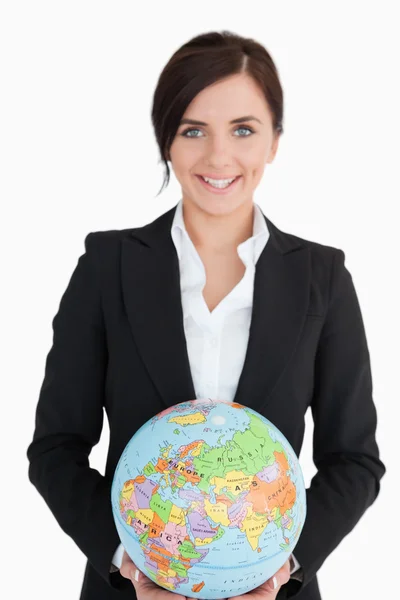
[180,125,254,138]
[181,128,202,138]
[234,126,254,136]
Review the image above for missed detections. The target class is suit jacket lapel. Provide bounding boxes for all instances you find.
[121,203,310,413]
[233,223,310,413]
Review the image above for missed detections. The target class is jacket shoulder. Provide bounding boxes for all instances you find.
[274,221,345,265]
[274,224,346,314]
[83,227,135,253]
[80,228,137,281]
[303,236,346,301]
[84,228,135,245]
[82,204,176,253]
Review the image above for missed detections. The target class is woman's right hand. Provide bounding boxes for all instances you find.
[119,550,188,599]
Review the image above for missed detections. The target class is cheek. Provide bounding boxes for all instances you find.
[242,160,265,182]
[174,154,202,180]
[172,140,202,161]
[240,145,266,172]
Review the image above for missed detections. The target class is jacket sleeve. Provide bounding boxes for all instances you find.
[283,249,386,598]
[26,233,127,590]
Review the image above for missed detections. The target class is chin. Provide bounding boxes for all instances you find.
[191,197,241,216]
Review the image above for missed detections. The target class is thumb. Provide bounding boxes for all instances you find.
[266,559,291,593]
[122,558,142,591]
[130,563,141,587]
[119,550,138,583]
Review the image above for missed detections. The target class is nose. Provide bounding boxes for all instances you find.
[204,136,232,169]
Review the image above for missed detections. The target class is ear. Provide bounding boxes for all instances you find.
[266,133,280,164]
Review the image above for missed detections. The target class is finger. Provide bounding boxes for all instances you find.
[279,558,291,583]
[128,566,183,600]
[125,563,159,592]
[266,574,280,593]
[265,559,291,593]
[119,553,135,580]
[125,561,141,590]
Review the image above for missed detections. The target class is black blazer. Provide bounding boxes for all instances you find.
[27,203,385,600]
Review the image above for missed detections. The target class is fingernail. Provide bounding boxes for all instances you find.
[130,568,140,582]
[270,576,278,590]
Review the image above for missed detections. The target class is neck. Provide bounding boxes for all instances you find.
[182,199,254,254]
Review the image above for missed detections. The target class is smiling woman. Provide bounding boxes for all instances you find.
[27,28,385,600]
[151,32,284,211]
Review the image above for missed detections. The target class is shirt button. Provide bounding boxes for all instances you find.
[210,337,218,348]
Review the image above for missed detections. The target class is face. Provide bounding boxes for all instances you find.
[168,72,280,218]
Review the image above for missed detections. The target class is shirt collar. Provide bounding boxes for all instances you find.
[170,198,269,266]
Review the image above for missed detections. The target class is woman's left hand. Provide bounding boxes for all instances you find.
[227,559,291,600]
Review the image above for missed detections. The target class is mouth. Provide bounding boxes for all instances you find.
[195,174,242,194]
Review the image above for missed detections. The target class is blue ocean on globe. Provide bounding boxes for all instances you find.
[111,398,306,599]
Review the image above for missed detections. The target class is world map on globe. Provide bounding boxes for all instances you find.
[111,399,306,599]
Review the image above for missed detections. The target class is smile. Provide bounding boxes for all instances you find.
[195,174,242,194]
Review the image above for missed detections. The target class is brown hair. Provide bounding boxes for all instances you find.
[151,30,284,196]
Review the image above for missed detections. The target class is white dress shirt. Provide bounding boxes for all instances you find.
[111,199,302,580]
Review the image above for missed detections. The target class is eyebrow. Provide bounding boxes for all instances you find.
[179,115,262,126]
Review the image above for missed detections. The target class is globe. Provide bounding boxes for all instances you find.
[111,398,306,599]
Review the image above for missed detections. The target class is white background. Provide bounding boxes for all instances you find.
[1,2,399,599]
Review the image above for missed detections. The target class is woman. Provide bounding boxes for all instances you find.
[27,31,385,600]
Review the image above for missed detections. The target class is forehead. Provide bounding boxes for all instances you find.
[182,73,270,123]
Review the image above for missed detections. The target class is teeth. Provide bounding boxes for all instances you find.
[202,176,236,188]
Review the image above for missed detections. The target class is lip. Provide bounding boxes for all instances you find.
[197,174,240,180]
[195,174,242,195]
